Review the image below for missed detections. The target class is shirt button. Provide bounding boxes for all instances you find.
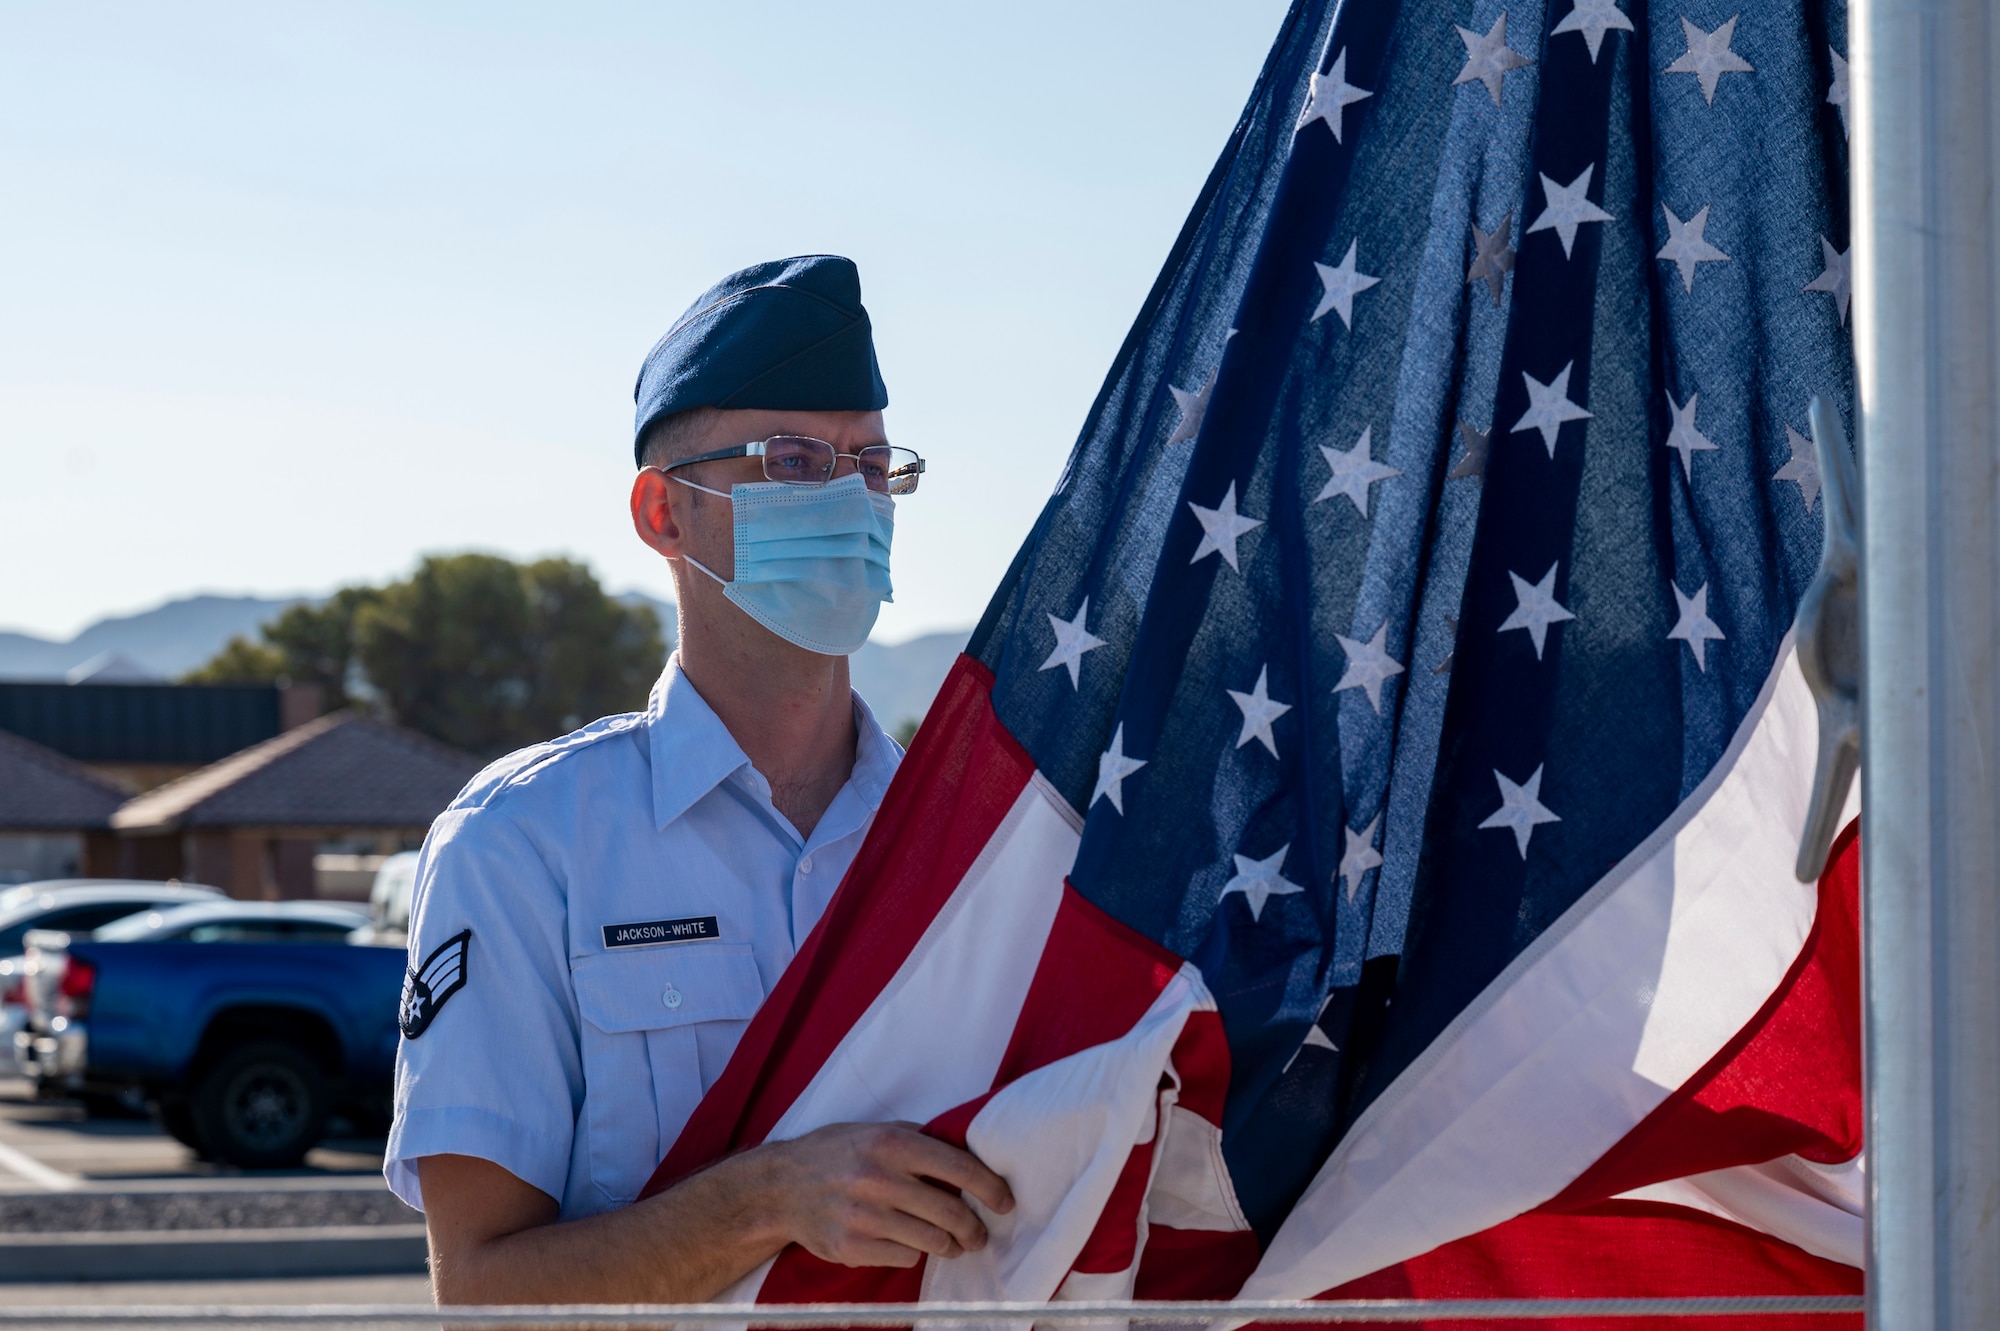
[798,855,814,874]
[662,985,682,1010]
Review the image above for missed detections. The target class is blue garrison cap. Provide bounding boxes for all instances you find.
[632,255,889,464]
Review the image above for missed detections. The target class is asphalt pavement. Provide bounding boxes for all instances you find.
[0,1077,389,1194]
[0,1077,431,1295]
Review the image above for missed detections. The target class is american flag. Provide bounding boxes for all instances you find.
[644,0,1863,1315]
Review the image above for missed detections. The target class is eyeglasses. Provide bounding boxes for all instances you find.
[663,436,926,495]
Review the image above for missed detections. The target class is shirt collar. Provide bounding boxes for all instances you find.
[646,655,905,833]
[648,657,755,831]
[844,688,901,814]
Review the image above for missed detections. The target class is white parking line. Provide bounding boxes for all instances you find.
[0,1136,81,1191]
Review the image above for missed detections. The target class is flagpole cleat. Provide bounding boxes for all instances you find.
[1793,394,1862,883]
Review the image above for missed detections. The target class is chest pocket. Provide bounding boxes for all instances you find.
[570,943,765,1209]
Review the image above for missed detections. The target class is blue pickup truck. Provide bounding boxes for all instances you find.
[19,900,407,1168]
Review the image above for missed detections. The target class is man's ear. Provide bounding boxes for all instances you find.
[630,467,690,559]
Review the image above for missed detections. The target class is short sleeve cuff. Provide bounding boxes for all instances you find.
[384,1104,572,1213]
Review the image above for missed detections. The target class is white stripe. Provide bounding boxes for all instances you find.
[1245,642,1827,1296]
[766,776,1080,1143]
[1150,1105,1249,1233]
[0,1137,81,1191]
[1618,1152,1864,1268]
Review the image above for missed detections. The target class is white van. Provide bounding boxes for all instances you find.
[365,851,419,939]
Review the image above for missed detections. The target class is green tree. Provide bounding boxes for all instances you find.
[180,588,379,710]
[355,554,664,757]
[182,635,287,684]
[260,588,381,710]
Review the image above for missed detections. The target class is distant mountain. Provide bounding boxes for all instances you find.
[0,594,311,681]
[851,630,971,730]
[0,591,970,728]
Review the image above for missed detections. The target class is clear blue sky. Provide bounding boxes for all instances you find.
[0,0,1290,643]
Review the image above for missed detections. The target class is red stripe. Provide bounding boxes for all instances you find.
[642,656,1036,1198]
[993,883,1186,1085]
[757,1246,924,1326]
[1070,1135,1159,1274]
[1134,1225,1262,1299]
[1545,820,1863,1211]
[922,1090,999,1152]
[1312,1200,1861,1331]
[1169,1010,1231,1127]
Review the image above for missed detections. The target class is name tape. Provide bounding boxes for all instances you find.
[602,915,721,949]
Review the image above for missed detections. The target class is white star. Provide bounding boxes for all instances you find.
[1220,844,1304,923]
[1665,15,1755,105]
[1656,204,1731,292]
[1166,369,1216,446]
[1091,723,1147,815]
[1512,361,1593,457]
[1450,421,1490,479]
[1434,612,1461,675]
[1453,12,1534,107]
[1478,765,1562,858]
[1775,424,1822,511]
[1664,390,1718,479]
[1227,664,1293,758]
[1467,211,1516,307]
[1499,563,1576,660]
[1039,598,1106,689]
[1314,425,1402,516]
[1338,815,1384,903]
[1284,994,1341,1070]
[1667,580,1726,671]
[1803,236,1851,325]
[1334,620,1406,714]
[1188,482,1264,571]
[1526,164,1614,259]
[1827,47,1849,138]
[1296,48,1372,143]
[1312,240,1381,329]
[1551,0,1633,62]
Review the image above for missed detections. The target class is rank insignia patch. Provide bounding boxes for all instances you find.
[399,929,470,1039]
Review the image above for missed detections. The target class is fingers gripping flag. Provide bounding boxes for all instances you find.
[643,0,1863,1314]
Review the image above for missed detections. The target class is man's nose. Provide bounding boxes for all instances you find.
[830,454,864,480]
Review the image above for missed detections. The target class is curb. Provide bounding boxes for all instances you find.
[0,1224,428,1282]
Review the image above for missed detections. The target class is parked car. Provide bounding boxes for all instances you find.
[351,851,418,945]
[18,899,404,1168]
[0,880,224,1057]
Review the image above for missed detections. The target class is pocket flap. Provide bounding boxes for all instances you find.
[571,943,765,1033]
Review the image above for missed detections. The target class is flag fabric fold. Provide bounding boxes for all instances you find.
[642,0,1860,1317]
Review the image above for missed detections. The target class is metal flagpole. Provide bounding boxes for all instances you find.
[1852,0,2000,1323]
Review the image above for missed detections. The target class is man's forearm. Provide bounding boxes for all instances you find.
[422,1122,1010,1306]
[429,1151,787,1306]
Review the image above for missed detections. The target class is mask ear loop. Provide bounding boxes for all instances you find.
[665,471,732,584]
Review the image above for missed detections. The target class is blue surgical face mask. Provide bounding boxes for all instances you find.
[671,471,895,656]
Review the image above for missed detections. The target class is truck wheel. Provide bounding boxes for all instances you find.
[155,1095,212,1156]
[190,1040,329,1169]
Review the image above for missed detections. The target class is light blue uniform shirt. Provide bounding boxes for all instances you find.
[384,657,902,1218]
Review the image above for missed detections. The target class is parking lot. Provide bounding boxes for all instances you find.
[0,1079,389,1195]
[0,1077,431,1306]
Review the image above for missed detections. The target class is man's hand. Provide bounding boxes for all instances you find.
[763,1122,1016,1268]
[420,1123,1013,1306]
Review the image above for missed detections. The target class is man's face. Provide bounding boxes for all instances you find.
[638,407,890,586]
